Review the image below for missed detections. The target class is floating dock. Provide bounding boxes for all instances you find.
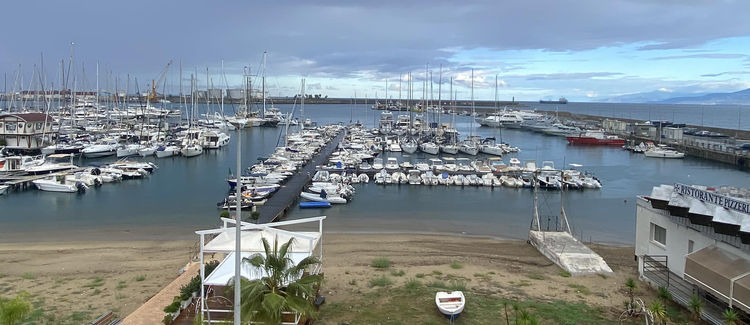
[529,230,613,276]
[255,130,346,223]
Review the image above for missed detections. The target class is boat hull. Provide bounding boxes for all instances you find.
[566,137,625,146]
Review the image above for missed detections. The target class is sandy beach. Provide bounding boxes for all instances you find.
[0,233,653,324]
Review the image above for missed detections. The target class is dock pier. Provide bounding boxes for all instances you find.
[0,168,85,191]
[255,130,346,223]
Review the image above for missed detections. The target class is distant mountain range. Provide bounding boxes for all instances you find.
[605,88,750,105]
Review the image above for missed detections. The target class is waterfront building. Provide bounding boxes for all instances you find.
[0,112,53,150]
[636,183,750,324]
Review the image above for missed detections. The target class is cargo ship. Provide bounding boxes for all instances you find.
[539,97,568,104]
[566,130,625,146]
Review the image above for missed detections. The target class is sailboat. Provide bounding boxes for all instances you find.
[458,70,479,156]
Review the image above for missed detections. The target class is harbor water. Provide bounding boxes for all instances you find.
[1,103,749,244]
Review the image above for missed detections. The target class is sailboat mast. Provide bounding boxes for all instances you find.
[300,78,305,130]
[262,51,267,118]
[437,65,442,127]
[470,69,474,137]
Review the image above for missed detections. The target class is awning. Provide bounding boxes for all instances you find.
[203,229,321,253]
[204,251,312,286]
[684,246,750,313]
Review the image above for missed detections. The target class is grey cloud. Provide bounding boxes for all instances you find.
[701,71,750,77]
[508,72,624,81]
[652,53,747,60]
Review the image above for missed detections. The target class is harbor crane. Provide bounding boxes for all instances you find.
[149,60,173,101]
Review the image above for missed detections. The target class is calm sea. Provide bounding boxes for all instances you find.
[0,102,748,244]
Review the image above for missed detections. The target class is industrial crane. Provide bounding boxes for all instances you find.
[149,60,173,101]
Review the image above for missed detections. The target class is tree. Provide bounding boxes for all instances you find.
[649,301,667,325]
[0,293,32,325]
[229,237,322,325]
[625,278,637,313]
[689,294,702,320]
[723,308,739,325]
[502,301,510,325]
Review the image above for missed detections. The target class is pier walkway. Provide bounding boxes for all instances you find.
[256,129,346,223]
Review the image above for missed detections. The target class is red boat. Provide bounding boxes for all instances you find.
[566,131,625,146]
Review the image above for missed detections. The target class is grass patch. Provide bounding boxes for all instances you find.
[415,273,425,278]
[371,257,391,269]
[447,280,467,292]
[390,269,405,277]
[558,270,571,278]
[319,284,611,324]
[83,277,105,289]
[449,261,463,269]
[426,280,447,289]
[116,280,128,290]
[432,270,442,276]
[348,279,357,286]
[135,274,146,282]
[567,283,591,295]
[527,273,546,280]
[404,278,422,292]
[368,275,393,287]
[597,273,608,279]
[21,273,36,280]
[514,280,532,287]
[90,288,102,296]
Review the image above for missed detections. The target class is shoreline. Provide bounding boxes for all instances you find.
[0,233,638,323]
[0,227,636,247]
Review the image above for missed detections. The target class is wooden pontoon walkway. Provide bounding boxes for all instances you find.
[256,130,345,224]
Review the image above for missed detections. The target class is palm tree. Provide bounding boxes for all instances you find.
[723,308,739,325]
[625,278,637,313]
[689,294,702,320]
[0,293,32,325]
[228,237,322,325]
[649,301,667,325]
[657,286,672,305]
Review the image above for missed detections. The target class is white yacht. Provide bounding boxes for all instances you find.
[458,141,479,156]
[479,138,504,156]
[440,144,459,155]
[82,140,118,158]
[116,144,142,158]
[24,154,78,175]
[155,145,181,158]
[400,138,418,154]
[644,145,685,159]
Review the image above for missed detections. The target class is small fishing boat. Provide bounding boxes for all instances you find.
[435,291,465,320]
[33,176,88,193]
[299,201,332,209]
[155,145,181,158]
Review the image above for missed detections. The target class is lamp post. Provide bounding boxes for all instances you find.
[232,119,244,325]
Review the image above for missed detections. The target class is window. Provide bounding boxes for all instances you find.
[35,122,42,130]
[688,240,694,254]
[651,223,667,246]
[5,123,15,131]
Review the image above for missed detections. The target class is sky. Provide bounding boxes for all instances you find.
[1,0,749,102]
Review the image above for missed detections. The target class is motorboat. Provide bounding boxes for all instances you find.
[155,145,181,158]
[41,143,84,155]
[435,291,465,321]
[644,145,685,159]
[372,158,384,170]
[407,170,421,185]
[566,130,625,146]
[24,154,78,175]
[33,176,88,193]
[138,145,158,157]
[0,185,8,195]
[82,141,118,158]
[385,157,400,171]
[116,144,142,158]
[300,191,347,204]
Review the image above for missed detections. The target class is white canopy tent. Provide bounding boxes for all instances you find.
[194,216,326,324]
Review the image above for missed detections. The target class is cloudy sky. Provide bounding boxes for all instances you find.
[1,0,749,101]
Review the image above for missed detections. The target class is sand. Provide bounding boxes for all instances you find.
[0,233,642,323]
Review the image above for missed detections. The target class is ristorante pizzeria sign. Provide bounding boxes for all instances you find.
[674,183,750,215]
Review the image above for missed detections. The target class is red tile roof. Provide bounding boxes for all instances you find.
[0,113,52,122]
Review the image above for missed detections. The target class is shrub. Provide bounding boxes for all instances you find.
[390,269,405,277]
[368,275,392,287]
[163,301,180,313]
[404,278,422,291]
[371,257,391,269]
[219,211,230,219]
[558,270,571,277]
[250,211,260,220]
[449,261,463,269]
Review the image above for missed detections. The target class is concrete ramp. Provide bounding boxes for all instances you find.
[529,230,613,276]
